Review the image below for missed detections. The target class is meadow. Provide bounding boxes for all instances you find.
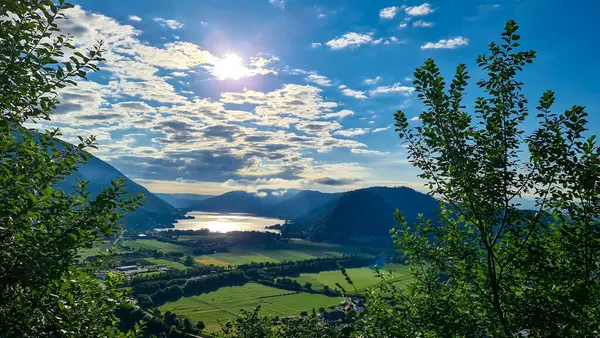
[194,238,369,266]
[143,258,188,270]
[289,264,412,293]
[78,241,123,261]
[158,282,341,332]
[122,239,191,253]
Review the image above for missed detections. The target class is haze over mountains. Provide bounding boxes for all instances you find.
[164,186,440,242]
[63,149,441,240]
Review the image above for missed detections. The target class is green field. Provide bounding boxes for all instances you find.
[78,241,122,260]
[289,264,411,293]
[122,239,190,253]
[144,258,188,270]
[159,283,341,332]
[195,239,368,266]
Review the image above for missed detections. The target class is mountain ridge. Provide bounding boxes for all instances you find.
[59,154,184,231]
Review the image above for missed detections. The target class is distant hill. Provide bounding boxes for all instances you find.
[155,193,214,209]
[183,186,440,243]
[185,189,340,221]
[58,154,183,231]
[283,187,440,242]
[189,190,272,214]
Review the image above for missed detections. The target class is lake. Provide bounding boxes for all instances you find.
[170,212,285,233]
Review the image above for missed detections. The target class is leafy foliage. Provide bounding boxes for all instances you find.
[198,22,599,338]
[382,20,600,337]
[215,306,345,338]
[0,1,144,336]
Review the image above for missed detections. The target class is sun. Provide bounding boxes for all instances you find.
[212,53,250,80]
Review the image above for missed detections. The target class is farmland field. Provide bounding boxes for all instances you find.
[158,282,341,332]
[194,239,371,267]
[78,241,123,261]
[122,239,190,253]
[144,258,188,270]
[289,264,411,293]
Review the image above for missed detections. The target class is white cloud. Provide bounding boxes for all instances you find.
[323,110,354,119]
[372,38,384,45]
[325,32,373,50]
[421,36,469,49]
[351,148,389,155]
[311,42,322,48]
[48,5,380,193]
[220,84,338,121]
[153,17,184,30]
[410,116,421,121]
[404,3,434,16]
[404,76,413,82]
[296,120,343,136]
[364,76,382,85]
[269,0,285,9]
[341,88,367,99]
[399,23,408,29]
[369,83,415,96]
[306,74,333,87]
[334,128,370,137]
[372,127,390,133]
[380,6,399,19]
[272,189,288,196]
[128,15,142,22]
[381,36,405,45]
[306,73,333,87]
[412,20,433,28]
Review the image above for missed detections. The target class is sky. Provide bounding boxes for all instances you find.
[38,0,600,195]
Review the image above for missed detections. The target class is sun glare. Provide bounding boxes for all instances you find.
[212,52,250,80]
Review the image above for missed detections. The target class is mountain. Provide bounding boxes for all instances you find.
[284,186,440,242]
[271,190,342,220]
[180,186,440,243]
[188,190,272,214]
[58,155,183,231]
[156,193,214,209]
[186,189,339,220]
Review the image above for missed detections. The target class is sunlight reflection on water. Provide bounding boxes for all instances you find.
[171,212,284,233]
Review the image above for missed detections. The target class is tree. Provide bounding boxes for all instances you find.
[196,320,205,331]
[0,1,144,336]
[215,306,344,338]
[184,255,195,267]
[355,20,599,337]
[304,281,313,291]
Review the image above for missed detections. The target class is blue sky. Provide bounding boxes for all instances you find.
[42,0,600,195]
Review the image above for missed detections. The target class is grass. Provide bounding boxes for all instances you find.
[159,282,341,332]
[144,258,188,270]
[78,241,122,261]
[289,264,411,293]
[194,239,369,267]
[122,239,190,253]
[136,271,161,278]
